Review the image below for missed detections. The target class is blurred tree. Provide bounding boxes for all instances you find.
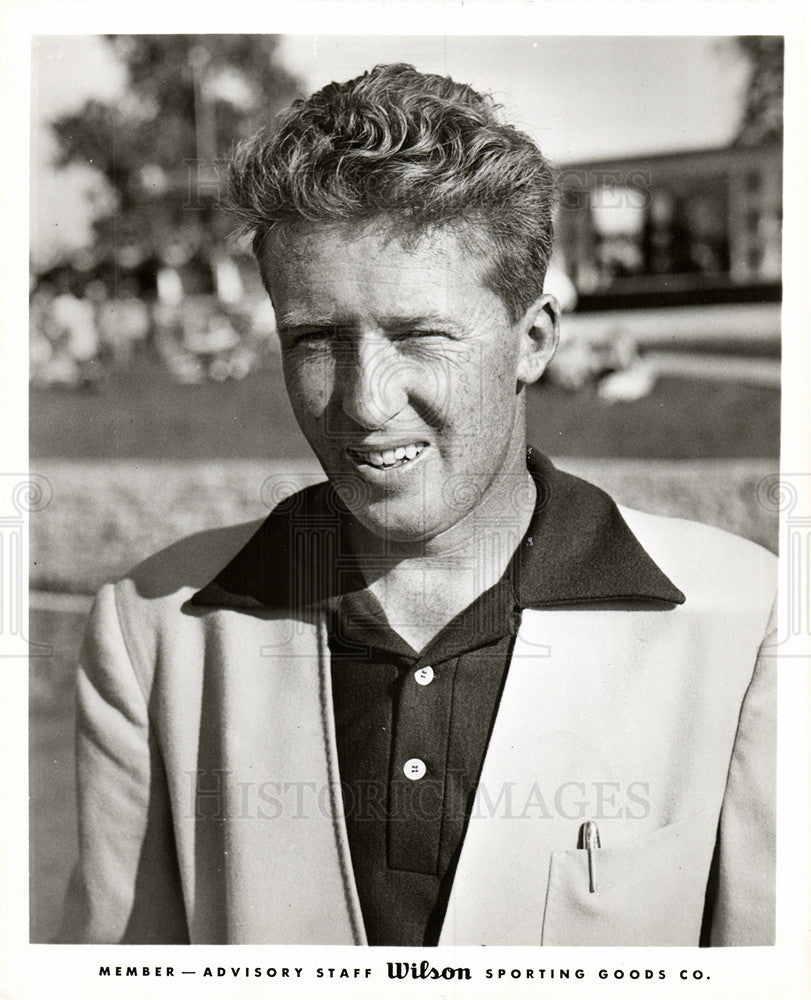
[50,35,303,280]
[732,36,783,146]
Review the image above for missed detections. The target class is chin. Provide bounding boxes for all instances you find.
[355,511,430,543]
[346,500,445,544]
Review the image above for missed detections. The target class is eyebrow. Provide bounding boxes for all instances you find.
[276,314,465,336]
[384,314,465,335]
[276,320,342,336]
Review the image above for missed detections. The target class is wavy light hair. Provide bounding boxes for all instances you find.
[228,63,556,322]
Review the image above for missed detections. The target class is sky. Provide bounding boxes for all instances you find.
[30,34,750,267]
[278,35,749,162]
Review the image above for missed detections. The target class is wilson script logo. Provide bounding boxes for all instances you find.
[387,961,471,981]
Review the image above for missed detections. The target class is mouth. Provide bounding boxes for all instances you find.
[346,441,429,471]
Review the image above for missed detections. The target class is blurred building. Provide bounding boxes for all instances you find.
[555,139,781,310]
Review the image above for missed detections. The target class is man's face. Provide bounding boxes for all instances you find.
[263,221,555,544]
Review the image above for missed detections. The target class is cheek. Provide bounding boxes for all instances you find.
[282,353,334,421]
[447,341,520,421]
[407,353,462,422]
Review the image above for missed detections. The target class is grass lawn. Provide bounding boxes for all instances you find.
[31,350,780,461]
[524,376,779,459]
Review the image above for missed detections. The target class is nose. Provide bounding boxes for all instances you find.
[339,335,408,429]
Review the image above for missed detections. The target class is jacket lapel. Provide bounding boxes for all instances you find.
[437,615,556,945]
[175,609,366,944]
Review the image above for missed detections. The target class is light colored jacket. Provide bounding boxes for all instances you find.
[60,483,776,946]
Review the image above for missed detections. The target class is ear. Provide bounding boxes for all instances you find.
[516,294,560,385]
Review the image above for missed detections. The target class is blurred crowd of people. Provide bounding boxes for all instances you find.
[542,261,653,402]
[29,274,274,390]
[30,259,650,401]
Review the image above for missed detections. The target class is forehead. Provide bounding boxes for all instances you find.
[260,221,504,322]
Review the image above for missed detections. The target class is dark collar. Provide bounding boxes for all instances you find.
[191,449,685,613]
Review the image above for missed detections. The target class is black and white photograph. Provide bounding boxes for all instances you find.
[3,5,809,998]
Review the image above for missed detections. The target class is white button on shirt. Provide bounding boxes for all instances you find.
[415,665,435,686]
[403,758,427,780]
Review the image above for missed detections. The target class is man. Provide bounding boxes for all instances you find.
[61,64,776,946]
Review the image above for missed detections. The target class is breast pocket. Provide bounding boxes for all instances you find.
[541,812,716,946]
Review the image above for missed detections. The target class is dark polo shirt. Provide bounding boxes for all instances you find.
[192,450,683,946]
[328,568,520,945]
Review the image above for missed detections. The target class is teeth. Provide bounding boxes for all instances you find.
[350,442,427,468]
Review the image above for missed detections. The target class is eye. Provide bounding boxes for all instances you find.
[283,327,337,349]
[296,330,330,345]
